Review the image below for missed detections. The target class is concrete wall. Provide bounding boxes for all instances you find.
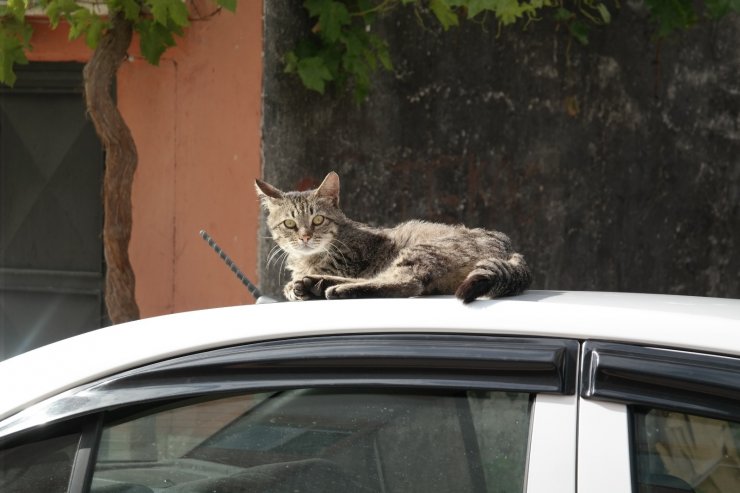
[28,0,263,317]
[261,3,740,300]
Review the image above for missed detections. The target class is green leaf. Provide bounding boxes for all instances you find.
[0,17,32,86]
[297,56,333,93]
[149,0,168,24]
[109,0,142,21]
[60,4,109,49]
[45,0,62,26]
[569,19,590,44]
[430,0,460,29]
[43,0,82,27]
[352,72,370,102]
[85,15,108,48]
[305,0,350,42]
[466,0,496,18]
[137,18,177,65]
[67,7,93,40]
[644,0,697,36]
[704,0,740,18]
[596,3,611,23]
[169,1,190,27]
[148,0,190,28]
[6,0,27,19]
[304,0,329,17]
[375,40,392,70]
[216,0,237,12]
[493,0,534,24]
[554,6,574,20]
[284,50,299,73]
[325,2,350,42]
[341,27,363,59]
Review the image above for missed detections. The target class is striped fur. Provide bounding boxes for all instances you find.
[256,172,532,303]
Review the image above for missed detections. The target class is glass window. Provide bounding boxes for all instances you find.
[633,408,740,493]
[92,389,533,493]
[0,432,80,493]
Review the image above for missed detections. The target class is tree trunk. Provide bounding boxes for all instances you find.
[83,13,140,324]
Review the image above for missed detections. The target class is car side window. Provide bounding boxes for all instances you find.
[632,408,740,492]
[583,342,740,492]
[92,388,533,493]
[0,432,80,493]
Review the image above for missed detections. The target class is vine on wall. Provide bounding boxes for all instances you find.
[285,0,740,101]
[0,0,235,85]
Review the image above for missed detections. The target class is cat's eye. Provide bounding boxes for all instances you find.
[283,219,297,229]
[312,215,325,226]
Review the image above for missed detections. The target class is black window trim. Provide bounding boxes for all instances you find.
[581,341,740,422]
[0,334,578,443]
[66,415,102,493]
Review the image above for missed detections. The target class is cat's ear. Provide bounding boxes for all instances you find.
[255,178,284,202]
[314,171,340,207]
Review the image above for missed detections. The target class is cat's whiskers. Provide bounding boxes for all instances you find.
[330,237,350,251]
[328,239,350,267]
[268,249,289,285]
[266,244,284,269]
[278,250,290,284]
[326,237,349,256]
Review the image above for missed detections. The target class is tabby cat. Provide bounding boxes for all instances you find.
[256,172,532,302]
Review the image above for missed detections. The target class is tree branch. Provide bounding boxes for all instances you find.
[83,12,140,323]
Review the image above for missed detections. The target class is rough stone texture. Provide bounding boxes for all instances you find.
[260,2,740,300]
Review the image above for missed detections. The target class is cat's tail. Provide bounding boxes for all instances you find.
[455,253,532,304]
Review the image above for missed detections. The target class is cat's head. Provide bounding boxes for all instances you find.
[255,172,344,257]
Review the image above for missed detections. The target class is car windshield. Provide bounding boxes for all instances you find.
[93,388,534,493]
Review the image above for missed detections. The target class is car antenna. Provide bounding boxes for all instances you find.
[199,230,277,304]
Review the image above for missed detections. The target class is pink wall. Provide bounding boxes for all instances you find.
[27,1,263,318]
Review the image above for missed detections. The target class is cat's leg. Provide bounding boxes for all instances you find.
[325,245,448,299]
[455,253,532,303]
[323,263,426,299]
[325,279,424,299]
[300,274,358,298]
[284,277,342,301]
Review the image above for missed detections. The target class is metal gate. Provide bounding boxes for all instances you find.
[0,62,106,360]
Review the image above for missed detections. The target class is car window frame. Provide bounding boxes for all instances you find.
[1,334,579,439]
[582,341,740,421]
[1,333,580,493]
[580,341,740,493]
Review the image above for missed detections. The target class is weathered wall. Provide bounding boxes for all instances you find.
[261,3,740,300]
[122,0,264,316]
[27,1,263,318]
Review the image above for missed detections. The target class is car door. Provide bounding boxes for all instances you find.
[0,334,579,493]
[578,341,740,493]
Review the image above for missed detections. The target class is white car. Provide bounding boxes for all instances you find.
[1,291,740,493]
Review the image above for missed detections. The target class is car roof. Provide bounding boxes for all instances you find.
[2,290,740,422]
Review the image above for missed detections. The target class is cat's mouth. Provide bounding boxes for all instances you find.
[290,242,322,256]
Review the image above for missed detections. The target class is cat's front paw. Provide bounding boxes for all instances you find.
[284,280,315,301]
[301,275,339,298]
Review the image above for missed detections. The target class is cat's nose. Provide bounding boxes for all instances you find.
[300,233,312,243]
